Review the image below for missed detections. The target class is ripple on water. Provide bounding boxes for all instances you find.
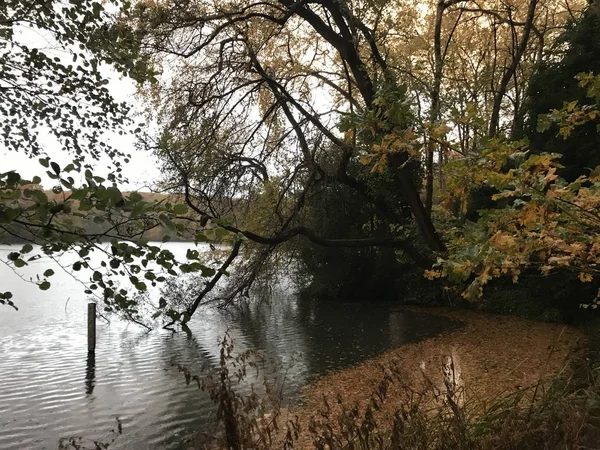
[0,244,459,450]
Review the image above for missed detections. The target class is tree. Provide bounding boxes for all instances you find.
[432,71,600,309]
[525,1,600,180]
[384,0,583,208]
[122,0,586,310]
[3,0,591,324]
[125,0,450,299]
[0,0,220,326]
[0,0,149,167]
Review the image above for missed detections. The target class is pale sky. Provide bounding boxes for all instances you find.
[0,19,162,192]
[0,75,162,192]
[0,131,162,192]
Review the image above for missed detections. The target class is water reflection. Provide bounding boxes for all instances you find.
[0,243,461,450]
[85,351,96,395]
[389,311,407,347]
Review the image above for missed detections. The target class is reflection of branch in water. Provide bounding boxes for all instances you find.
[85,351,96,395]
[59,418,122,450]
[163,240,242,331]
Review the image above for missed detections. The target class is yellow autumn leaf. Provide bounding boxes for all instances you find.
[518,203,543,229]
[490,231,516,250]
[359,155,374,166]
[512,269,520,283]
[548,255,571,266]
[479,270,492,284]
[542,167,558,185]
[424,269,442,280]
[579,272,593,283]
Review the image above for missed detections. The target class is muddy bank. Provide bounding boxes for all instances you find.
[302,309,583,400]
[187,309,587,449]
[281,309,586,445]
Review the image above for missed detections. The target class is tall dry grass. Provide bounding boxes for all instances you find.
[185,336,600,450]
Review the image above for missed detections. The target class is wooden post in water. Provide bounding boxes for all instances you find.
[88,303,96,353]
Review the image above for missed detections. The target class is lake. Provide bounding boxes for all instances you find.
[0,242,458,449]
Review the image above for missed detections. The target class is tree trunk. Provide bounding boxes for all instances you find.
[390,155,447,253]
[282,0,448,253]
[425,1,446,215]
[488,0,539,137]
[401,172,447,253]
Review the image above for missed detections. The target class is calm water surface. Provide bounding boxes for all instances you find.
[0,243,458,449]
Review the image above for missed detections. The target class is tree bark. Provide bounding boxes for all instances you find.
[391,156,447,253]
[425,0,446,215]
[488,0,539,137]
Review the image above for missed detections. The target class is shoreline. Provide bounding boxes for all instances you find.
[279,308,586,446]
[184,307,593,449]
[300,308,584,401]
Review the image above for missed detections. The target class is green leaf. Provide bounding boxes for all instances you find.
[31,190,48,204]
[106,186,122,204]
[39,281,51,291]
[129,192,143,203]
[50,161,61,175]
[214,227,229,240]
[21,244,33,254]
[43,269,55,277]
[338,118,354,132]
[0,211,12,223]
[159,214,176,230]
[173,204,188,215]
[536,114,552,133]
[186,249,199,260]
[6,171,21,185]
[71,189,88,200]
[144,271,156,280]
[201,266,216,277]
[49,204,64,214]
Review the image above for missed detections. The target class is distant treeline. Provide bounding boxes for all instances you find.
[0,189,198,245]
